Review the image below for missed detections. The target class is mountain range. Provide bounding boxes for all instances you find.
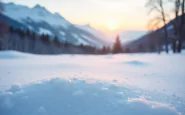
[1,2,112,48]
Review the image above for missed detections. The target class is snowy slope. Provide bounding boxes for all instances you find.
[0,51,185,115]
[3,3,71,29]
[119,30,146,43]
[2,3,110,48]
[125,15,185,51]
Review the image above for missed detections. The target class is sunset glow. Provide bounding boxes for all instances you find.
[105,18,120,32]
[2,0,148,31]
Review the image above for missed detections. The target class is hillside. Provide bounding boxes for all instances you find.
[124,15,185,52]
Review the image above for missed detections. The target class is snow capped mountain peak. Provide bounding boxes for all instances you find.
[33,4,45,10]
[53,12,63,19]
[3,2,71,28]
[1,2,110,47]
[83,24,91,28]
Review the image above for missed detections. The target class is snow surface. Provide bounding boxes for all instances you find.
[71,33,89,46]
[39,28,53,35]
[75,24,103,38]
[0,51,185,115]
[59,31,66,36]
[168,25,174,30]
[75,24,111,43]
[81,34,102,47]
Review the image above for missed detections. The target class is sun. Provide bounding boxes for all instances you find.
[108,24,116,30]
[106,18,119,31]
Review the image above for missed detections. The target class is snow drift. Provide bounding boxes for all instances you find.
[0,78,180,115]
[0,51,185,115]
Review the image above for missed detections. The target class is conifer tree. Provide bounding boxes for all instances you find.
[113,35,122,54]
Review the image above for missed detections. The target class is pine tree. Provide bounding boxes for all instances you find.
[113,35,122,54]
[138,43,143,52]
[26,28,31,37]
[40,34,50,44]
[31,32,36,40]
[101,46,106,54]
[53,35,61,47]
[9,26,14,33]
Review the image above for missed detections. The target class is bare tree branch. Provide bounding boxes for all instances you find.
[146,0,169,53]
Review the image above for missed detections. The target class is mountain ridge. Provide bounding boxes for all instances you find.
[2,2,111,48]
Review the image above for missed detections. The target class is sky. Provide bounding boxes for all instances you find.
[2,0,149,32]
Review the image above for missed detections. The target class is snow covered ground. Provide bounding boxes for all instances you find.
[0,51,185,115]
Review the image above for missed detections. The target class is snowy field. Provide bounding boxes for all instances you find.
[0,51,185,115]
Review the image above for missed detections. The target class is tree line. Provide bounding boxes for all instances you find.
[0,22,127,54]
[0,24,101,54]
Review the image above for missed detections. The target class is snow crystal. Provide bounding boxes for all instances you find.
[0,51,185,115]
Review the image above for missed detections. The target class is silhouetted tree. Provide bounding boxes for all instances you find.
[26,28,31,37]
[80,44,84,48]
[16,29,25,38]
[53,35,61,47]
[125,48,130,53]
[31,32,36,40]
[177,0,185,53]
[29,32,36,52]
[149,43,156,52]
[0,2,8,36]
[101,46,107,54]
[41,34,50,44]
[101,46,111,54]
[169,0,181,53]
[9,26,14,33]
[113,35,122,54]
[172,39,177,53]
[106,47,111,53]
[138,43,143,52]
[0,1,3,13]
[146,0,169,53]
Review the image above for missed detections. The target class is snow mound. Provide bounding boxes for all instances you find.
[8,83,22,93]
[0,78,180,115]
[123,60,149,66]
[127,98,178,115]
[0,51,31,59]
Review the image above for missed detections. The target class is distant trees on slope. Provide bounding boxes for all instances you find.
[0,1,3,13]
[146,0,169,53]
[0,25,99,54]
[146,0,185,53]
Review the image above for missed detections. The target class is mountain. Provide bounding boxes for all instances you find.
[119,30,146,43]
[2,2,110,48]
[124,15,185,52]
